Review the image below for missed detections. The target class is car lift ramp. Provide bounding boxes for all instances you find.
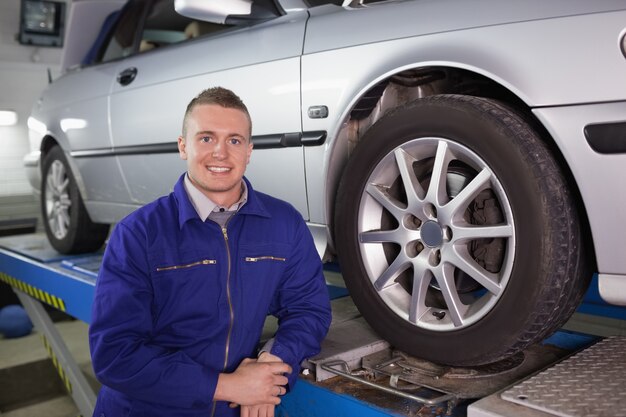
[298,305,625,417]
[468,336,626,417]
[2,233,626,417]
[0,233,100,417]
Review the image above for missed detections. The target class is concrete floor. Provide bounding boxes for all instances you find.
[1,269,626,417]
[0,319,92,416]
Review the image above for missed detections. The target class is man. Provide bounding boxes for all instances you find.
[89,87,332,417]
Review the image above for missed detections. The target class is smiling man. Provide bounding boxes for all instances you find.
[180,98,252,208]
[89,87,332,417]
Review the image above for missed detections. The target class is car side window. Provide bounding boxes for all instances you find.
[100,1,147,63]
[139,1,186,53]
[99,0,233,63]
[138,0,226,53]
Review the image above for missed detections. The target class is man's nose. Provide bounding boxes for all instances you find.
[211,141,226,158]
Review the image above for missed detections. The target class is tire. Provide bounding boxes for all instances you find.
[334,94,590,366]
[41,146,110,254]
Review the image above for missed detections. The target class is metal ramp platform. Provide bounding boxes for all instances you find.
[469,336,626,417]
[1,233,625,417]
[0,233,101,416]
[0,233,100,323]
[297,311,605,416]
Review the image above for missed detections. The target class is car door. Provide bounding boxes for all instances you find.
[107,0,310,217]
[40,43,134,213]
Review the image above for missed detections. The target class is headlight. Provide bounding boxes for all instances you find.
[27,116,46,136]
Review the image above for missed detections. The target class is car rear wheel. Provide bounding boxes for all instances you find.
[41,146,109,254]
[334,94,591,366]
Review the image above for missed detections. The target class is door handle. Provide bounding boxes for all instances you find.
[117,67,137,86]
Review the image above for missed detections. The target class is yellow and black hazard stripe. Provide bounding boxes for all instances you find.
[0,272,66,312]
[41,334,73,394]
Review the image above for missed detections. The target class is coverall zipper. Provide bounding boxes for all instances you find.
[221,226,235,371]
[245,256,286,262]
[211,225,235,417]
[155,259,216,272]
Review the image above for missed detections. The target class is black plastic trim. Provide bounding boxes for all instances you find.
[252,131,326,148]
[302,131,327,146]
[71,130,328,158]
[71,142,178,158]
[252,133,301,149]
[584,122,626,154]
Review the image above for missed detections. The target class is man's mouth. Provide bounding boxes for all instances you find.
[207,166,231,173]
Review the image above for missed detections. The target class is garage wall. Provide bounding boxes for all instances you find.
[0,0,66,224]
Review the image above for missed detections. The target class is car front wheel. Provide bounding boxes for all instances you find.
[41,146,109,254]
[334,94,590,366]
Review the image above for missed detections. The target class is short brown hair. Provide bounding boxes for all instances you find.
[182,86,252,138]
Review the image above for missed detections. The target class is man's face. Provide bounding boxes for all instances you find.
[178,104,253,207]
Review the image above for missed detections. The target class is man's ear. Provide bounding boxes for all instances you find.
[178,136,187,160]
[246,142,253,164]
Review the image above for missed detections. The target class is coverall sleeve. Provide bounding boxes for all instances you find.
[89,223,217,408]
[268,213,332,387]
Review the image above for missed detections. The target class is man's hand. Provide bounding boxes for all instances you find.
[257,351,283,364]
[214,358,291,406]
[239,352,286,417]
[241,404,276,417]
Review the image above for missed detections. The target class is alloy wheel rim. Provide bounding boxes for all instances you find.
[357,137,515,331]
[45,160,72,240]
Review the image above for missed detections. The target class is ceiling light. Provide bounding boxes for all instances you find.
[0,110,18,126]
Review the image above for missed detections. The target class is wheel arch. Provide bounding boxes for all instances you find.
[40,134,59,156]
[324,64,596,271]
[39,135,91,205]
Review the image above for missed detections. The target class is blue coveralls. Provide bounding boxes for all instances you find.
[89,175,332,416]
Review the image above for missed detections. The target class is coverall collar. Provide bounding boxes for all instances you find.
[174,174,270,229]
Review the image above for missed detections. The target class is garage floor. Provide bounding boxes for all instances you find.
[1,269,625,417]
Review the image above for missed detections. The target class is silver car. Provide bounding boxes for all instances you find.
[25,0,626,366]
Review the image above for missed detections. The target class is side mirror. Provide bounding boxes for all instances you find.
[175,0,276,25]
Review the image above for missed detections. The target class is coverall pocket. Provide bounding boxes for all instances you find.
[238,243,290,329]
[239,243,289,287]
[149,252,222,330]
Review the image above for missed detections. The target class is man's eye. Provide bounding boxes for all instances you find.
[229,138,241,145]
[200,136,212,143]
